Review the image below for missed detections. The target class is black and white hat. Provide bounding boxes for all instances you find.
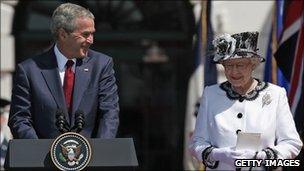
[212,31,265,63]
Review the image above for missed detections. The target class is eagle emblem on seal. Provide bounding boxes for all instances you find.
[50,132,92,171]
[60,143,83,166]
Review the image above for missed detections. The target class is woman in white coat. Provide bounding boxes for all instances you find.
[188,31,302,170]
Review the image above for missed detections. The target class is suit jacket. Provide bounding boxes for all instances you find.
[189,81,302,170]
[8,47,119,139]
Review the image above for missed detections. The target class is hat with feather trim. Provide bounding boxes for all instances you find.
[212,31,265,63]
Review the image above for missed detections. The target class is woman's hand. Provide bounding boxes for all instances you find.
[211,147,257,166]
[256,151,267,159]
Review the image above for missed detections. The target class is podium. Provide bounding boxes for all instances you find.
[4,138,138,170]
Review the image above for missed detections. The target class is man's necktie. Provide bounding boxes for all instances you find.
[63,60,75,113]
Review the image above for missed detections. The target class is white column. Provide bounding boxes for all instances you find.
[1,2,16,100]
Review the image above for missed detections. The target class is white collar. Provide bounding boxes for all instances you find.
[54,44,76,71]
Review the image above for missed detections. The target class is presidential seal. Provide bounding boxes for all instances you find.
[50,132,92,171]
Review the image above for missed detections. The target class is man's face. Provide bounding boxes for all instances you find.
[59,17,95,58]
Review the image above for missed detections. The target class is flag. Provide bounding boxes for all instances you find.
[274,0,304,135]
[263,0,290,91]
[183,1,217,170]
[204,2,217,87]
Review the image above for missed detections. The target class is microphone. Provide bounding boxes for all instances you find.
[55,109,70,133]
[73,110,85,133]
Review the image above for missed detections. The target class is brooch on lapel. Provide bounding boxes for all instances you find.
[262,93,272,107]
[84,68,89,72]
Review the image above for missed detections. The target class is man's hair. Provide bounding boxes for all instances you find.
[50,3,94,40]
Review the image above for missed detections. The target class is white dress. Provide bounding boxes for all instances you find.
[189,80,302,170]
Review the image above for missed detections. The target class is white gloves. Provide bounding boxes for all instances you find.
[210,147,257,166]
[256,151,267,159]
[239,149,257,159]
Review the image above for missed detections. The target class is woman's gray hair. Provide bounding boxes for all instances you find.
[50,3,94,40]
[219,56,261,70]
[250,57,261,70]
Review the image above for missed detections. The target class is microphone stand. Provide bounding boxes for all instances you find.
[71,110,85,133]
[55,109,70,133]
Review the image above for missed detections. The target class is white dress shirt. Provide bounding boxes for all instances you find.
[54,44,76,86]
[189,81,303,170]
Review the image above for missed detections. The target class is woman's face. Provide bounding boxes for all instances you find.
[222,58,254,88]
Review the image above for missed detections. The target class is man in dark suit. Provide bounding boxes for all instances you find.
[8,3,119,139]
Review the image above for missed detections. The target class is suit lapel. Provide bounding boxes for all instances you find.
[71,56,91,125]
[40,49,70,123]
